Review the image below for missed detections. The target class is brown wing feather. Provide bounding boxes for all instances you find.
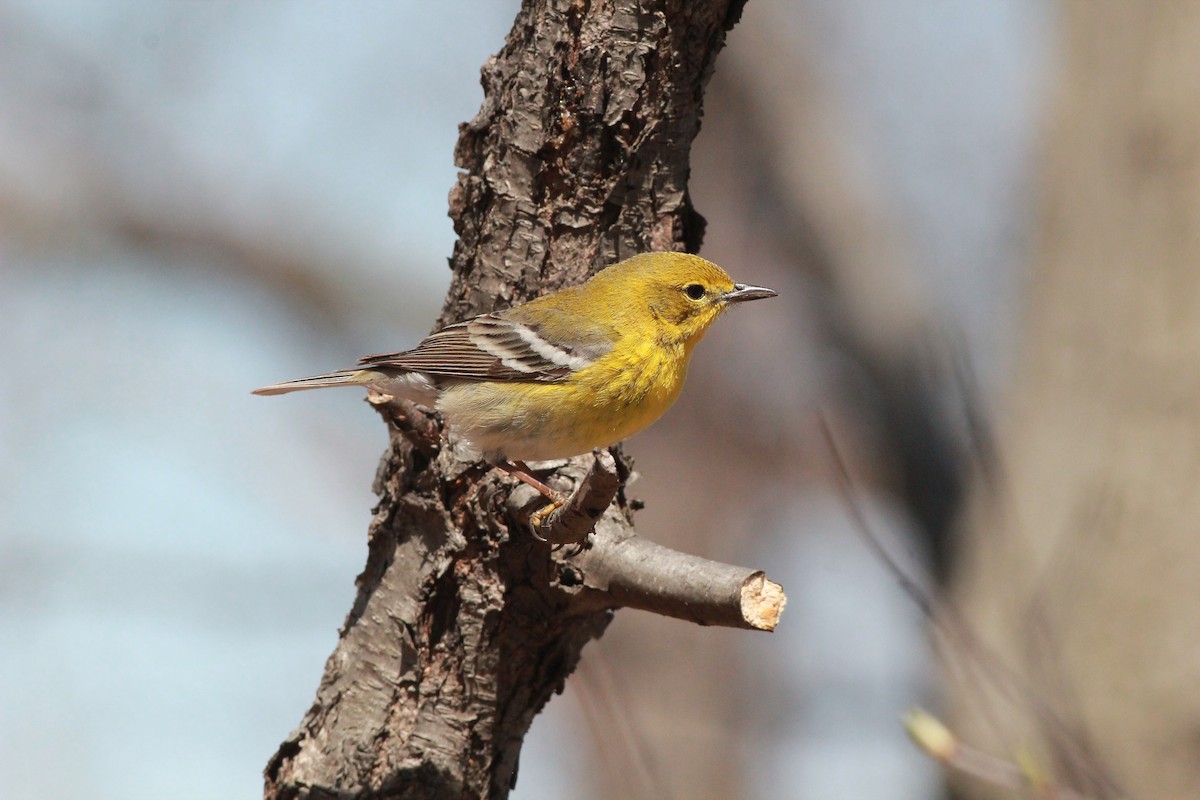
[358,316,575,382]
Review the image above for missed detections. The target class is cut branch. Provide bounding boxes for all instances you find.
[578,531,785,631]
[508,451,786,630]
[506,453,787,628]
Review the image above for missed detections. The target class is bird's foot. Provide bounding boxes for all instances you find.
[495,459,567,533]
[528,495,567,530]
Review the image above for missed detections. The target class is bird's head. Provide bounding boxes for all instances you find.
[594,252,777,346]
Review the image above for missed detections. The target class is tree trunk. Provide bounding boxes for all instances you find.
[262,2,777,799]
[951,2,1200,797]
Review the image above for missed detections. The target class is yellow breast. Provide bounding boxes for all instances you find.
[437,339,692,462]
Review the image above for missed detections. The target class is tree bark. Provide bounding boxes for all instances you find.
[262,2,781,799]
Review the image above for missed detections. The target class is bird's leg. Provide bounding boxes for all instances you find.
[495,459,562,498]
[495,460,567,530]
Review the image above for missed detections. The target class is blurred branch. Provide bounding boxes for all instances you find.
[718,5,926,352]
[0,9,409,329]
[949,3,1200,797]
[905,710,1103,800]
[822,414,1124,799]
[710,6,970,579]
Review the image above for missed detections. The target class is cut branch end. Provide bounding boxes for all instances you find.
[740,572,786,631]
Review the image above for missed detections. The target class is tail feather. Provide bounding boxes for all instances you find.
[252,369,368,396]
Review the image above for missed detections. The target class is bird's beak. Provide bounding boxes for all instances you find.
[723,283,778,303]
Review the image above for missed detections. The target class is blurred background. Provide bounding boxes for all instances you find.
[5,1,1197,798]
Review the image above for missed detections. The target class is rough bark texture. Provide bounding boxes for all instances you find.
[951,3,1200,797]
[264,1,751,798]
[440,0,739,326]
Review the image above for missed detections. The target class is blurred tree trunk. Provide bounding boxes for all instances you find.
[263,1,749,799]
[952,2,1200,797]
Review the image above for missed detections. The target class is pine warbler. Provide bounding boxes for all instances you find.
[254,252,776,518]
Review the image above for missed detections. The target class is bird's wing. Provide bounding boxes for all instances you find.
[358,311,615,383]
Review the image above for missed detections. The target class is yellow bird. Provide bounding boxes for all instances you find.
[254,252,776,518]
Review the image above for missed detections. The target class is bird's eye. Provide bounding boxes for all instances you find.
[684,283,706,300]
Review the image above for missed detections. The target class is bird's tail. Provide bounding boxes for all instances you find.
[251,369,373,396]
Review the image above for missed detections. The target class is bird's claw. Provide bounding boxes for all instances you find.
[531,495,591,555]
[528,496,566,529]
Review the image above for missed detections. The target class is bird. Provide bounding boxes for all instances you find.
[254,251,777,525]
